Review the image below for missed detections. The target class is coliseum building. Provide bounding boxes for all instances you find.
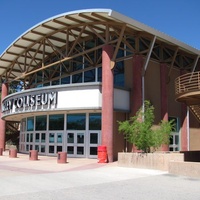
[0,9,200,162]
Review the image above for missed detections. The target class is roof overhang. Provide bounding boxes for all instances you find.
[0,8,199,82]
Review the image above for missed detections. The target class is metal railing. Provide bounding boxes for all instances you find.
[175,71,200,96]
[175,71,200,122]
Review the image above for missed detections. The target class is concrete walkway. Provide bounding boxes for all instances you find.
[0,151,200,200]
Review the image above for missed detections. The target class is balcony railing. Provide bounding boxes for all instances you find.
[175,71,200,122]
[175,71,200,103]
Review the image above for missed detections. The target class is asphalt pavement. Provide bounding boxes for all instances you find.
[0,150,200,200]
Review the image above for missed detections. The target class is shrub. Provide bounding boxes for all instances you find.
[118,100,175,153]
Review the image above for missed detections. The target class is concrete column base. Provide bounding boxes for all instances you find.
[9,149,17,158]
[29,150,38,160]
[57,152,67,164]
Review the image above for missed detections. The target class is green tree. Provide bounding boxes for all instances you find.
[118,100,175,153]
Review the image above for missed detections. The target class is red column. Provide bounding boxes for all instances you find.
[0,82,8,150]
[131,55,143,152]
[180,70,188,151]
[160,63,169,151]
[181,103,188,151]
[101,45,114,162]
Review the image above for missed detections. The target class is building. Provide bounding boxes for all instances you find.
[0,9,200,162]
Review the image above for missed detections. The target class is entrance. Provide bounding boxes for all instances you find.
[66,131,101,158]
[19,113,102,158]
[88,131,101,158]
[66,131,86,157]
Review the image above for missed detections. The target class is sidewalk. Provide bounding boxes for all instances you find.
[0,150,200,200]
[0,150,164,177]
[0,150,107,176]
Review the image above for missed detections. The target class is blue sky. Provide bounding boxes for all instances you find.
[0,0,200,55]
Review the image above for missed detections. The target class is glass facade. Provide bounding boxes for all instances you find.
[18,39,125,158]
[29,40,125,89]
[33,65,124,87]
[20,113,101,158]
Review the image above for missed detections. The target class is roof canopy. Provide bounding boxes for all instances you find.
[0,9,200,83]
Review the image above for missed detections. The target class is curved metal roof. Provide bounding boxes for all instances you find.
[0,8,199,82]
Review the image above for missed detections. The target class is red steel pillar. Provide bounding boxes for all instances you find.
[101,45,114,162]
[0,82,8,150]
[160,63,169,151]
[132,55,143,152]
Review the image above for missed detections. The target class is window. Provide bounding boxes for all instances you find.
[49,114,64,130]
[49,146,54,153]
[89,113,101,130]
[90,133,98,144]
[41,133,46,143]
[41,145,45,153]
[72,73,82,83]
[126,37,135,56]
[73,56,83,71]
[26,134,29,142]
[67,114,86,130]
[90,147,97,155]
[35,115,47,130]
[77,147,84,155]
[169,117,180,151]
[169,117,179,132]
[61,76,70,85]
[67,146,74,154]
[57,146,62,152]
[84,69,95,82]
[57,133,63,143]
[97,67,102,82]
[67,133,74,143]
[77,133,84,144]
[114,61,124,87]
[27,117,34,131]
[49,133,55,143]
[43,82,50,87]
[51,66,60,85]
[35,145,39,151]
[35,133,40,143]
[36,71,43,88]
[30,133,33,142]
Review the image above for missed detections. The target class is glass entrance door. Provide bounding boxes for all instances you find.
[88,131,101,158]
[67,131,85,157]
[47,132,64,155]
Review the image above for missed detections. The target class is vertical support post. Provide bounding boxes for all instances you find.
[180,70,188,151]
[101,45,114,162]
[181,103,188,151]
[160,63,169,151]
[0,82,8,150]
